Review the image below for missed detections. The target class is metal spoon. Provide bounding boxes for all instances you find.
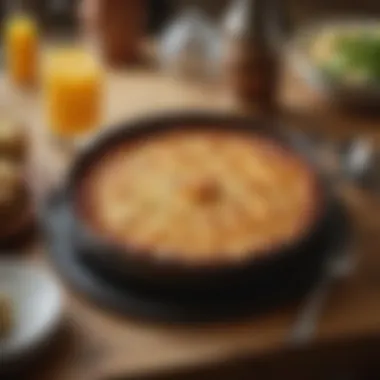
[297,130,379,192]
[341,138,380,191]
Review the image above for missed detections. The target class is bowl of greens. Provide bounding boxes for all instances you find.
[290,20,380,106]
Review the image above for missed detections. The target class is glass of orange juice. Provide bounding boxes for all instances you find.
[43,47,104,143]
[4,12,39,88]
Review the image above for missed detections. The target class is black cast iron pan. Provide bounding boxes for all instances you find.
[42,190,349,322]
[64,112,333,294]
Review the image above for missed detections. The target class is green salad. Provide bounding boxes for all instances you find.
[314,29,380,85]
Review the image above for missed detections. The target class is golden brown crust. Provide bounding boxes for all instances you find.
[76,129,321,265]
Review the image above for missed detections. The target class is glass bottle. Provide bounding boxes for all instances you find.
[79,0,146,66]
[222,0,283,109]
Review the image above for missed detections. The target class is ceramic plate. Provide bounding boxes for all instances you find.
[0,260,63,364]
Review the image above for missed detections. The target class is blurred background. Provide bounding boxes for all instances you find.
[4,0,380,30]
[1,1,380,380]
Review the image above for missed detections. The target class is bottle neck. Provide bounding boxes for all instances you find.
[250,0,266,41]
[243,0,289,49]
[225,0,270,46]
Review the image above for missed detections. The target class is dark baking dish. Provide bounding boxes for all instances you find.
[65,112,332,294]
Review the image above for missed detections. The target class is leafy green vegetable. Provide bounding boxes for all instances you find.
[322,31,380,82]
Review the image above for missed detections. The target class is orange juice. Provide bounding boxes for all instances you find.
[43,48,103,137]
[5,14,39,87]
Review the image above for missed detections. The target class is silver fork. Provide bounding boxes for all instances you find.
[288,241,356,346]
[286,132,363,345]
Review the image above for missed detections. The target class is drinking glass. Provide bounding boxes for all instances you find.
[42,47,104,145]
[4,10,39,89]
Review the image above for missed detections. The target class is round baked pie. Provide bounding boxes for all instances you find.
[77,128,320,265]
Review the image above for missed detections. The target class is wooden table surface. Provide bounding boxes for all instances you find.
[4,64,380,380]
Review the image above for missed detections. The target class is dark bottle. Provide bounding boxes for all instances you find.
[79,0,146,66]
[223,0,286,110]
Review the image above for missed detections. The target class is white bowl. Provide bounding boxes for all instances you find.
[289,19,380,107]
[0,260,63,364]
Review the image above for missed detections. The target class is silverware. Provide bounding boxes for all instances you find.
[297,130,380,193]
[287,131,357,345]
[341,138,380,192]
[288,244,355,346]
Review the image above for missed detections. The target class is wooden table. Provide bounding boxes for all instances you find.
[5,65,380,380]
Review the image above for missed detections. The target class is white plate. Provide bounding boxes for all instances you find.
[0,260,63,364]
